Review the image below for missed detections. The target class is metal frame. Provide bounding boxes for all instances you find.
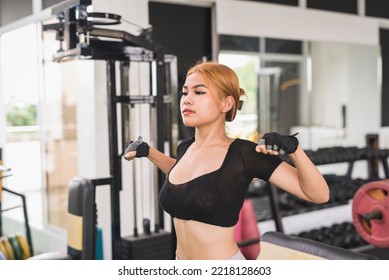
[42,2,176,259]
[1,187,34,256]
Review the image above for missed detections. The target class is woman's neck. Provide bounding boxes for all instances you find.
[193,127,230,149]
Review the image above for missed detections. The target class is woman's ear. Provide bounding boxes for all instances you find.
[222,96,234,113]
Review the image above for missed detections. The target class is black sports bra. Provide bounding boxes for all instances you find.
[159,137,283,227]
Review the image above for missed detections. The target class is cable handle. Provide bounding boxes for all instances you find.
[124,136,143,154]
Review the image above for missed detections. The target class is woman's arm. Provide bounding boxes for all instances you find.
[147,147,176,174]
[124,147,176,175]
[267,146,330,204]
[256,133,329,204]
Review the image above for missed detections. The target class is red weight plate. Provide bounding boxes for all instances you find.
[352,181,389,248]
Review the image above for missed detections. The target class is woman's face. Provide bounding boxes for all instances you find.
[180,72,226,128]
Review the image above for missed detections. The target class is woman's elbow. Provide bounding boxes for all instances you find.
[314,187,330,204]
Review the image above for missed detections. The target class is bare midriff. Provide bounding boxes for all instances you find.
[173,218,239,260]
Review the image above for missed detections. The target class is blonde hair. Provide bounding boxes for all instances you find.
[186,61,245,122]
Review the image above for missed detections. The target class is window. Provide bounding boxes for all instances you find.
[220,35,259,52]
[366,0,389,19]
[219,35,306,139]
[306,0,358,15]
[239,0,298,6]
[1,24,42,225]
[219,53,260,140]
[1,23,80,230]
[40,27,79,229]
[265,38,302,55]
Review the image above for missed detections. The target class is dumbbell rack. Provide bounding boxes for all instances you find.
[248,145,389,233]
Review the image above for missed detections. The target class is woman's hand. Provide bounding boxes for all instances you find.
[123,136,150,160]
[256,132,299,155]
[123,150,137,161]
[261,132,330,204]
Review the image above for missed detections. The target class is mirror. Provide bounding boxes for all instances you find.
[218,35,380,151]
[307,41,380,150]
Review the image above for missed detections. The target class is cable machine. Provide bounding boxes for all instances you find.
[43,0,178,259]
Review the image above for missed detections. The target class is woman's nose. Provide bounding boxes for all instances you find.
[182,93,192,105]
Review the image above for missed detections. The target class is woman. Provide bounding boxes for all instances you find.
[124,61,329,260]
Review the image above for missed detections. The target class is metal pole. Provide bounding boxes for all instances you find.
[155,46,166,229]
[106,60,122,259]
[268,183,284,233]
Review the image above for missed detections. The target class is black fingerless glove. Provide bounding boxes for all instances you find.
[259,132,299,154]
[124,136,150,158]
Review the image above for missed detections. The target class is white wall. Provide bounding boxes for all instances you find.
[310,42,380,148]
[216,0,379,46]
[311,42,349,127]
[347,44,380,147]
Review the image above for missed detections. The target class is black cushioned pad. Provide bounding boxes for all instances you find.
[261,231,377,260]
[67,177,96,260]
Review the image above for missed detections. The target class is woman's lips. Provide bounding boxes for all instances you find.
[182,109,194,115]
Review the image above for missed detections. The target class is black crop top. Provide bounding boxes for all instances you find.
[159,137,283,227]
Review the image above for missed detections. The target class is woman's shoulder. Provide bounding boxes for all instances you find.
[229,138,260,160]
[232,137,258,149]
[176,136,195,158]
[178,136,195,148]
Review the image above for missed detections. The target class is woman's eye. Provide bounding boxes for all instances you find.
[180,91,206,96]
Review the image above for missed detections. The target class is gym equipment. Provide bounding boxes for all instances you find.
[30,177,109,260]
[263,143,389,236]
[66,177,97,259]
[0,162,34,258]
[235,199,261,260]
[0,238,8,259]
[258,231,377,260]
[121,141,173,258]
[334,222,366,248]
[121,155,173,259]
[0,148,10,237]
[120,70,173,260]
[0,186,34,256]
[0,236,15,260]
[42,0,177,259]
[15,233,31,259]
[95,227,103,260]
[0,250,6,260]
[296,222,367,249]
[352,180,389,248]
[124,136,150,158]
[121,231,172,260]
[8,235,22,260]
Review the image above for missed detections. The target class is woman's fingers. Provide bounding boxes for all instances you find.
[124,150,137,160]
[256,143,279,155]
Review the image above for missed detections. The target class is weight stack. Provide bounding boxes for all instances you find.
[121,231,173,260]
